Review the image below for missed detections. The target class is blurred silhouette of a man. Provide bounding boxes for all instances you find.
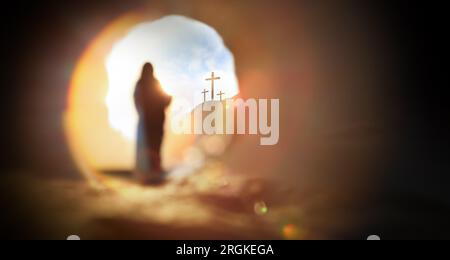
[134,63,171,184]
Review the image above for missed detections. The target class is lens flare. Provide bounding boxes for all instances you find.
[282,224,300,240]
[254,201,269,216]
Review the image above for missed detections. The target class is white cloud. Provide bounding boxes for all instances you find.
[105,15,239,139]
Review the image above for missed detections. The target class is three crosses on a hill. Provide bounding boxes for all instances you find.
[202,72,225,102]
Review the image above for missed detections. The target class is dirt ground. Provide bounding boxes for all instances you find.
[4,157,363,240]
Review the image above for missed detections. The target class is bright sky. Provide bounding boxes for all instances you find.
[105,15,239,140]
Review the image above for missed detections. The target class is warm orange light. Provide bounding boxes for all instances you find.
[65,12,151,184]
[66,13,238,186]
[282,224,300,240]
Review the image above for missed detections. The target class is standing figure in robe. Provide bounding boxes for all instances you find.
[134,63,171,184]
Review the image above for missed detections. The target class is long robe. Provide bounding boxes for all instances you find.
[134,77,171,177]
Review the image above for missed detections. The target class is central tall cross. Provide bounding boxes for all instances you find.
[205,72,221,101]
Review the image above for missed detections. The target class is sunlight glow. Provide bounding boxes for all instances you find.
[105,15,239,140]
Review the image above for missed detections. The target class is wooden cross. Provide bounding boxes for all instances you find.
[205,72,221,101]
[201,89,209,102]
[217,91,225,101]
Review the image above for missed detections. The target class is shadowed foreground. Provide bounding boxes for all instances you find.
[4,159,363,240]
